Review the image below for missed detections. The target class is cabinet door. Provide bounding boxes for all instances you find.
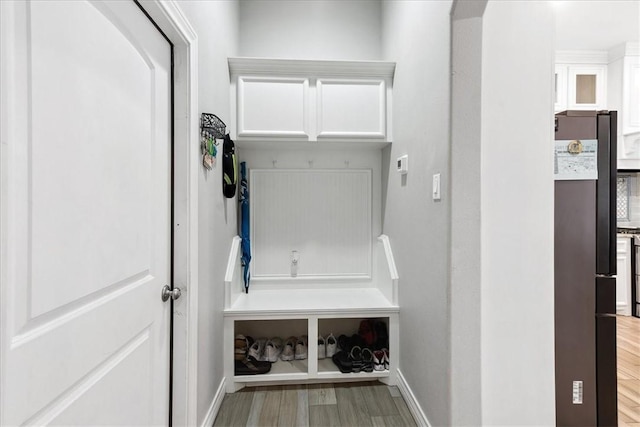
[237,76,310,139]
[317,79,386,140]
[555,65,567,113]
[623,56,640,135]
[567,65,606,110]
[616,236,632,315]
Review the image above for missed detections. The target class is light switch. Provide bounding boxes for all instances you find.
[432,173,441,200]
[397,155,408,174]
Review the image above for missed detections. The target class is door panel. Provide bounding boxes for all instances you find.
[1,1,171,425]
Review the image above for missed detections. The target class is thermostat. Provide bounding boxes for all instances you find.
[397,155,408,174]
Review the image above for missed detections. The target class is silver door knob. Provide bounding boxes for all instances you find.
[161,285,181,302]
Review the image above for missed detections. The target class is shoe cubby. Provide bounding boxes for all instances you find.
[233,319,309,381]
[225,312,397,392]
[317,317,390,377]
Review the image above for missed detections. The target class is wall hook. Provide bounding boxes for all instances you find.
[291,250,299,278]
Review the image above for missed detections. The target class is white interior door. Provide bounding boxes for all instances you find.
[0,1,172,425]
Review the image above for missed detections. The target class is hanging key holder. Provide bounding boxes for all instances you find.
[200,113,227,170]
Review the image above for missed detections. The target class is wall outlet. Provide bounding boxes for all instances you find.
[572,380,583,404]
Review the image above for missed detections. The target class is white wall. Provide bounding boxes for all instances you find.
[480,1,556,424]
[174,2,239,425]
[238,0,382,60]
[381,2,452,425]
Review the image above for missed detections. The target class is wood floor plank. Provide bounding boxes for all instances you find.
[309,405,341,427]
[387,386,401,398]
[307,384,336,406]
[619,391,640,409]
[259,387,282,427]
[619,316,640,425]
[334,383,371,426]
[371,415,405,427]
[214,389,254,427]
[246,391,266,427]
[308,384,337,406]
[296,386,310,427]
[362,384,399,417]
[278,388,299,427]
[393,396,417,427]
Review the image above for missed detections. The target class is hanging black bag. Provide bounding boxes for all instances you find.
[222,134,237,198]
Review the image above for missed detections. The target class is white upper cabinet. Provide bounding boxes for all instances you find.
[316,79,386,139]
[237,76,310,139]
[567,65,607,110]
[229,58,395,144]
[609,43,640,168]
[623,54,640,135]
[555,51,608,113]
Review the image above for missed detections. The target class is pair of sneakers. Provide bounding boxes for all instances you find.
[317,333,337,359]
[373,348,389,371]
[281,335,308,361]
[248,337,283,362]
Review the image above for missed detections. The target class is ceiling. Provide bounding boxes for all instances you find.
[554,0,640,51]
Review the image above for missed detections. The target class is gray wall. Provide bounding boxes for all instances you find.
[450,10,484,426]
[479,1,556,424]
[175,2,240,425]
[238,0,382,60]
[381,2,453,426]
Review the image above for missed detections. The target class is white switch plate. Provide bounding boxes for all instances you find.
[433,173,441,200]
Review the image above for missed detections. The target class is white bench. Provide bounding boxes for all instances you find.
[223,235,399,392]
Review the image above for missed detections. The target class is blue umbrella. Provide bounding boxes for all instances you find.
[239,162,251,293]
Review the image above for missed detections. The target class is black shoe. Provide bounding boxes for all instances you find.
[332,350,352,373]
[361,347,374,373]
[235,358,272,375]
[374,321,388,350]
[350,346,363,373]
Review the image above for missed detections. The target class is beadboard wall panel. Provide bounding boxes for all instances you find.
[250,169,372,280]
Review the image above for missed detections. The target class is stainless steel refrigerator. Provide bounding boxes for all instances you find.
[554,110,618,427]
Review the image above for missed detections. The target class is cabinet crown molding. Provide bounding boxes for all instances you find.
[228,57,396,80]
[609,42,640,63]
[556,50,609,64]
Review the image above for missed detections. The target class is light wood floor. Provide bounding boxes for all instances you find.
[213,382,417,427]
[619,315,640,427]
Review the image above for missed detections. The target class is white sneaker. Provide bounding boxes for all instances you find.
[326,333,337,358]
[317,335,326,359]
[264,337,283,362]
[281,337,296,361]
[295,335,308,360]
[248,338,266,361]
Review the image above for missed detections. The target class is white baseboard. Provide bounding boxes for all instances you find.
[617,302,631,316]
[396,369,431,427]
[200,377,227,427]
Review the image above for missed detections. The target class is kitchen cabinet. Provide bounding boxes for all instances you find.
[229,58,394,144]
[609,43,640,168]
[622,54,640,135]
[555,63,607,113]
[616,235,632,316]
